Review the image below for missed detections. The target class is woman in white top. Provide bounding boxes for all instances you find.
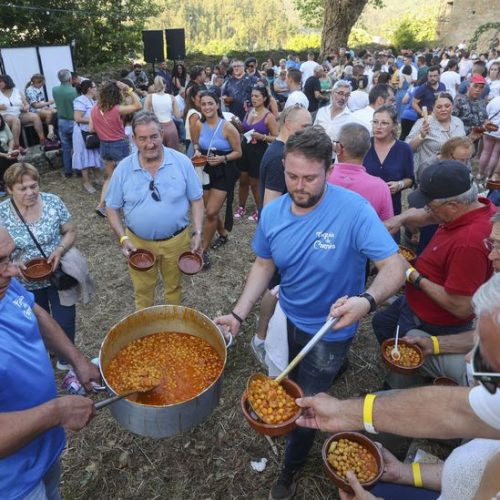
[487,62,500,100]
[144,76,181,151]
[479,95,500,180]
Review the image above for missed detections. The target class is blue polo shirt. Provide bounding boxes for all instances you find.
[252,184,398,341]
[0,279,65,500]
[414,82,446,113]
[106,147,203,240]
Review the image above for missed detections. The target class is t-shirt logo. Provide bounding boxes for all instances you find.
[12,295,33,320]
[314,231,336,251]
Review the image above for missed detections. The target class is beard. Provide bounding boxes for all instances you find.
[289,185,325,209]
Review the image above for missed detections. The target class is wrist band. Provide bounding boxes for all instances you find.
[405,267,416,282]
[358,292,377,313]
[363,394,378,434]
[58,243,66,251]
[399,180,405,190]
[412,462,423,488]
[413,274,426,290]
[231,311,244,324]
[430,336,440,355]
[119,235,129,245]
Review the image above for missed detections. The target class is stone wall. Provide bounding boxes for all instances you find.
[437,0,500,47]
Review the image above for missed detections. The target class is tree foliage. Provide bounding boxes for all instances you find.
[383,11,438,49]
[0,0,157,67]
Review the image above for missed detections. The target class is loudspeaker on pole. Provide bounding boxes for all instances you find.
[142,30,165,63]
[165,28,186,61]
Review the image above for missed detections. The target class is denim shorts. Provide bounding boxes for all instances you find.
[100,139,130,162]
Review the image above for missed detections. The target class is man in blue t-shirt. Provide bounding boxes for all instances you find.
[215,126,406,500]
[0,227,98,500]
[412,65,446,118]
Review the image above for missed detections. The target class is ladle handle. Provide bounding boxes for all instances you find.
[275,316,339,383]
[95,390,137,410]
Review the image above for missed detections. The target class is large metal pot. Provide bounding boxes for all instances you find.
[99,305,228,438]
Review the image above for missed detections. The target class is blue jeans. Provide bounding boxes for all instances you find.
[173,117,186,142]
[371,482,439,499]
[372,296,474,344]
[23,460,61,500]
[284,319,352,471]
[58,119,73,175]
[33,286,76,364]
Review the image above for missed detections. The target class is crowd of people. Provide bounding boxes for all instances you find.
[0,41,500,500]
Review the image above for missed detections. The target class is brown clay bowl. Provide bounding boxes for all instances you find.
[240,378,303,437]
[191,155,208,167]
[398,245,417,263]
[22,258,53,281]
[486,179,500,191]
[433,376,458,386]
[381,338,424,375]
[128,248,156,271]
[484,122,499,132]
[322,432,384,494]
[177,251,203,275]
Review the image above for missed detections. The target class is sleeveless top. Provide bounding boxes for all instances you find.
[90,104,126,141]
[242,109,270,135]
[152,93,174,123]
[199,118,231,153]
[0,88,23,117]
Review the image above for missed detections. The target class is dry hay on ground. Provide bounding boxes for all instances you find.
[36,169,445,500]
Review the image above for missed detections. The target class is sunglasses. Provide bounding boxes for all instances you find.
[471,342,500,394]
[149,180,161,202]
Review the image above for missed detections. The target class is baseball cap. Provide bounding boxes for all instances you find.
[471,74,487,84]
[408,160,472,208]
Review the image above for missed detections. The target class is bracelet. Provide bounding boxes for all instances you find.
[412,462,423,488]
[231,311,244,324]
[405,267,417,282]
[413,274,426,290]
[430,336,440,355]
[399,180,405,190]
[58,243,66,251]
[363,394,378,434]
[119,235,129,245]
[358,292,377,313]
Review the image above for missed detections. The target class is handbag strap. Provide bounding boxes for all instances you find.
[10,199,48,259]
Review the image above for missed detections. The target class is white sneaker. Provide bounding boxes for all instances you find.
[250,335,266,366]
[56,361,72,371]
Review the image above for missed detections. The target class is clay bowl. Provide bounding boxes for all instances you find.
[22,258,53,281]
[177,251,203,275]
[322,432,384,494]
[486,179,500,191]
[433,376,458,386]
[191,155,208,167]
[398,245,417,263]
[240,378,303,437]
[381,338,424,375]
[128,249,156,271]
[484,122,499,132]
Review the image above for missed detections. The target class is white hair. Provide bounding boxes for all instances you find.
[472,274,500,321]
[433,183,478,205]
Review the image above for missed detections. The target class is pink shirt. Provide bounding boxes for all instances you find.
[328,162,394,221]
[90,104,126,141]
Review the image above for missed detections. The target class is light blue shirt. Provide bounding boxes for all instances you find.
[106,147,203,240]
[252,184,398,341]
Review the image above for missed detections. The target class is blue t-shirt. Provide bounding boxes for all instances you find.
[106,147,203,240]
[364,139,414,215]
[0,279,65,499]
[252,184,398,341]
[414,82,446,113]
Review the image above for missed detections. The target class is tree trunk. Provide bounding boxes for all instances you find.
[320,0,370,58]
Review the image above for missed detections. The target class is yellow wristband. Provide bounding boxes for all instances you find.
[430,336,440,355]
[363,394,378,434]
[412,462,423,487]
[405,267,416,282]
[119,235,129,245]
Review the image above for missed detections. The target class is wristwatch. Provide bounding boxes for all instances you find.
[358,292,377,313]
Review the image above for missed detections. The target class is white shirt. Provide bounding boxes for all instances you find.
[348,90,369,112]
[469,385,500,431]
[300,60,318,86]
[352,105,375,134]
[284,90,309,110]
[313,105,357,141]
[459,59,473,78]
[440,70,461,98]
[486,96,500,139]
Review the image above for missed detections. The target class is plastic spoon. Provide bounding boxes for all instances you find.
[391,325,401,361]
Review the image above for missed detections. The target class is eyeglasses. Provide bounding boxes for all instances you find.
[246,64,256,69]
[372,120,393,128]
[424,201,451,213]
[334,91,351,98]
[483,238,500,252]
[471,342,500,394]
[0,249,23,272]
[149,180,161,202]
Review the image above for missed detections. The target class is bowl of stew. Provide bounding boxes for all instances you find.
[381,338,424,374]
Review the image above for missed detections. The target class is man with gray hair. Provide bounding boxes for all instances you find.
[105,111,204,310]
[328,123,393,221]
[313,80,367,143]
[374,160,497,388]
[52,69,77,177]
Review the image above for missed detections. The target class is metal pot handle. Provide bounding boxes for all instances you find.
[218,325,234,348]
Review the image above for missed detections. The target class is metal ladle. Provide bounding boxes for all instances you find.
[95,383,159,410]
[247,316,339,421]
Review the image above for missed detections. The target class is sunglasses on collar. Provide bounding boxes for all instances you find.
[471,342,500,394]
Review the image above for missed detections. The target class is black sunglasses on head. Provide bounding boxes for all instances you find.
[149,180,161,202]
[471,342,500,394]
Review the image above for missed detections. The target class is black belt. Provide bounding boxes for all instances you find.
[127,225,187,242]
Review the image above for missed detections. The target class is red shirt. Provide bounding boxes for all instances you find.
[90,104,126,141]
[406,198,495,326]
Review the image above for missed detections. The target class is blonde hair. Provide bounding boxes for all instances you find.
[153,76,165,93]
[440,136,473,159]
[3,162,39,190]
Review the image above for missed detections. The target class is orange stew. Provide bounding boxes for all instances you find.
[105,332,223,405]
[248,378,299,424]
[398,247,416,261]
[385,343,421,368]
[327,438,378,483]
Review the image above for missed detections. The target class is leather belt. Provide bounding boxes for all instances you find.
[127,225,187,242]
